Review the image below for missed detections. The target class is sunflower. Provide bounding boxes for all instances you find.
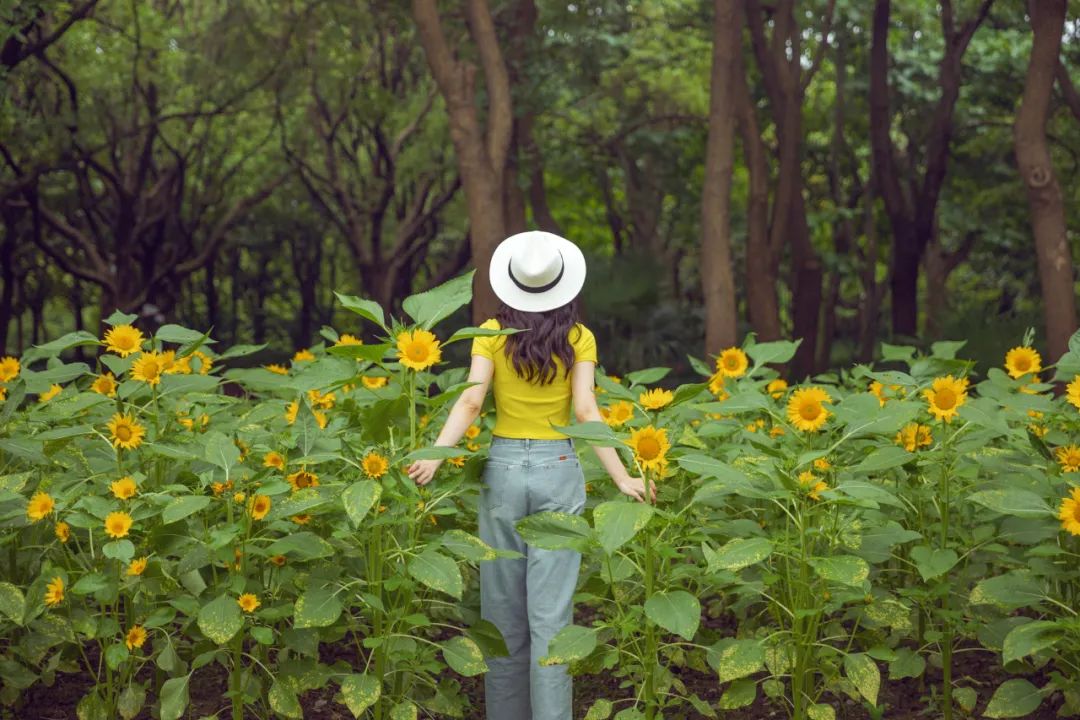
[895,423,933,452]
[307,389,335,410]
[1057,445,1080,473]
[291,514,312,525]
[192,350,213,375]
[249,495,271,520]
[263,451,286,470]
[601,401,634,428]
[91,373,117,397]
[447,456,466,468]
[104,511,133,539]
[1059,488,1080,535]
[238,593,261,613]
[466,441,480,452]
[107,413,146,450]
[26,491,54,522]
[286,469,319,491]
[1005,346,1042,379]
[167,352,191,375]
[285,401,299,425]
[131,352,166,387]
[639,388,674,411]
[924,376,968,423]
[465,425,481,440]
[715,348,749,378]
[396,329,442,371]
[628,425,670,472]
[293,349,316,364]
[38,384,62,403]
[767,379,788,399]
[1068,376,1080,411]
[125,625,147,650]
[786,387,833,432]
[269,555,287,567]
[110,476,138,500]
[362,375,388,389]
[44,577,64,607]
[103,325,144,357]
[127,557,148,576]
[335,334,363,347]
[54,522,70,543]
[708,373,729,401]
[0,385,6,402]
[266,364,289,375]
[233,492,246,504]
[813,457,832,472]
[0,356,19,382]
[769,425,785,437]
[797,471,828,501]
[362,451,390,479]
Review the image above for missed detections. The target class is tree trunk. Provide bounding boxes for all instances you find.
[413,0,512,323]
[0,221,16,356]
[1015,0,1077,362]
[700,0,740,356]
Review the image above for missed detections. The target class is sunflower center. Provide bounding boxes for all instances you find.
[1067,452,1080,467]
[637,436,661,460]
[724,356,739,370]
[799,401,822,421]
[1015,357,1031,372]
[1072,504,1080,523]
[115,425,132,441]
[935,388,957,410]
[407,343,428,362]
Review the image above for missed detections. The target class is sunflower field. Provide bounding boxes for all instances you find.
[2,272,1080,720]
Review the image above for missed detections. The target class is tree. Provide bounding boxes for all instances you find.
[700,0,740,356]
[1014,0,1077,362]
[412,0,513,322]
[870,0,994,339]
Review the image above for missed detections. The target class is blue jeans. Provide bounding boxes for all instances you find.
[479,437,586,720]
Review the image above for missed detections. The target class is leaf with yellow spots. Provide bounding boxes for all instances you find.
[643,590,700,642]
[539,624,597,667]
[294,587,344,629]
[343,480,381,527]
[389,701,418,720]
[593,500,654,555]
[843,653,880,706]
[440,529,498,563]
[584,699,613,720]
[268,681,302,719]
[441,635,488,676]
[407,549,463,599]
[708,638,765,683]
[339,674,381,718]
[807,704,835,720]
[197,594,243,644]
[809,555,869,587]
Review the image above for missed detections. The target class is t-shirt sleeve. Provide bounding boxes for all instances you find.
[573,325,598,364]
[471,319,501,359]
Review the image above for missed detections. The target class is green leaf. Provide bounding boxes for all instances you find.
[104,642,129,670]
[407,549,463,599]
[844,653,880,705]
[342,481,382,527]
[837,480,905,508]
[335,292,388,331]
[197,594,243,644]
[104,310,138,326]
[445,325,522,345]
[266,532,335,561]
[539,624,597,666]
[550,420,621,447]
[103,540,135,562]
[954,687,978,712]
[984,679,1044,718]
[852,446,914,473]
[967,489,1052,519]
[1002,620,1063,665]
[970,572,1045,610]
[644,590,700,641]
[746,340,799,367]
[161,495,212,524]
[399,446,474,464]
[707,537,773,572]
[441,529,498,562]
[625,367,671,386]
[327,342,392,363]
[294,587,344,629]
[809,556,869,587]
[340,674,381,718]
[76,692,107,720]
[584,699,614,720]
[441,635,488,676]
[402,271,475,329]
[888,648,925,680]
[719,678,757,710]
[116,684,145,720]
[592,501,653,554]
[33,331,101,354]
[0,583,25,624]
[595,373,637,401]
[159,677,189,720]
[269,680,303,719]
[156,325,213,345]
[807,704,835,720]
[931,340,966,359]
[204,431,241,471]
[516,512,594,552]
[910,546,959,582]
[390,701,418,720]
[710,638,765,683]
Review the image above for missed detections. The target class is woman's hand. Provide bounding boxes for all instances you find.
[613,473,656,503]
[406,459,443,486]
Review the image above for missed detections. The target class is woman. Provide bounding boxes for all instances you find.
[407,231,653,720]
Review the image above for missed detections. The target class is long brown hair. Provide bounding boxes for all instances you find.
[496,299,581,385]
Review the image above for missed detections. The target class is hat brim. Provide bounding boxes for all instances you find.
[489,232,587,313]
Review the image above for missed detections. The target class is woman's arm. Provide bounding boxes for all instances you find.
[406,354,495,486]
[571,362,656,503]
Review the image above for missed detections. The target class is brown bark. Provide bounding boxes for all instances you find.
[1015,0,1077,362]
[700,0,741,356]
[870,0,993,339]
[924,230,976,338]
[413,0,512,323]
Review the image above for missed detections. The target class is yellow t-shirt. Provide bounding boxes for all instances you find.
[471,319,598,440]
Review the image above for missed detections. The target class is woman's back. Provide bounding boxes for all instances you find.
[471,318,597,440]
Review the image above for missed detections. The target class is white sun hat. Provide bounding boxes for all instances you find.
[489,231,587,313]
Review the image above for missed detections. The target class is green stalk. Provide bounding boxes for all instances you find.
[940,468,953,720]
[642,523,657,719]
[231,633,244,720]
[372,524,386,720]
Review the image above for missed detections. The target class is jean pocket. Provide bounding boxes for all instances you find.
[481,461,516,510]
[536,460,586,514]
